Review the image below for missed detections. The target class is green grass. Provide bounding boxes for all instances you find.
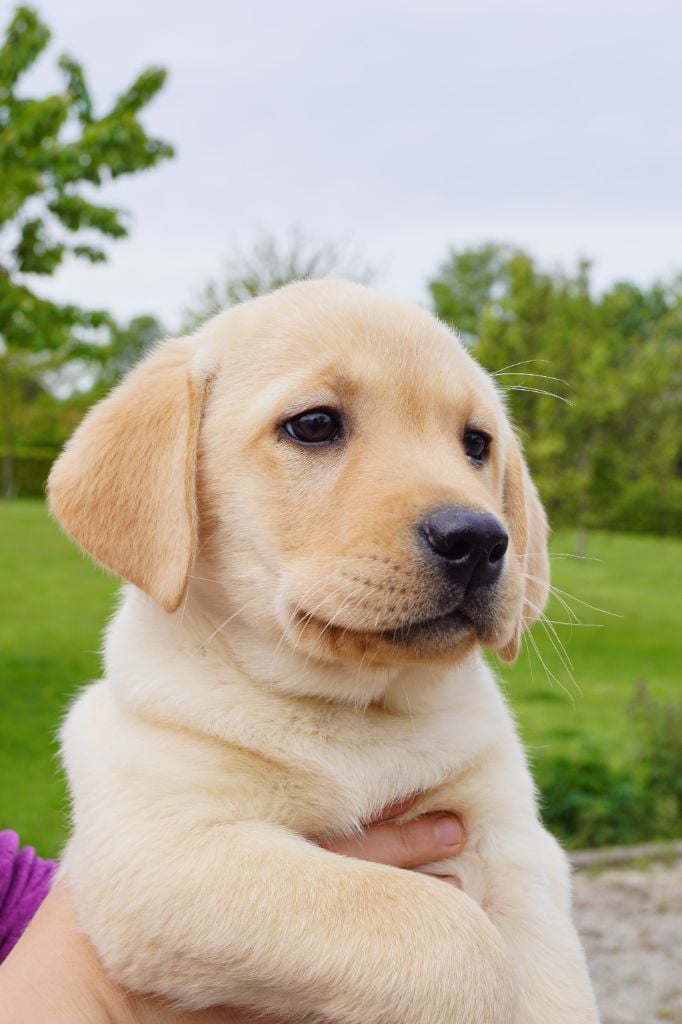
[498,531,682,762]
[1,500,680,858]
[0,501,116,858]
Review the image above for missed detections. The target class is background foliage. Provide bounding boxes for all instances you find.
[181,229,375,332]
[430,244,682,537]
[0,5,172,496]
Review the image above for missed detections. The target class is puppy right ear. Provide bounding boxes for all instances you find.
[48,338,209,613]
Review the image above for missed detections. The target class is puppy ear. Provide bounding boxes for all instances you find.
[48,339,208,613]
[497,432,550,662]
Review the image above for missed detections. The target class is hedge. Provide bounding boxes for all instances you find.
[1,448,60,498]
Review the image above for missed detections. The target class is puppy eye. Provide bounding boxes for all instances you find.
[283,408,343,445]
[463,429,491,464]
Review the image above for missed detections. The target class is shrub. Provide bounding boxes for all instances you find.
[629,681,682,838]
[537,683,682,848]
[605,479,682,537]
[1,449,58,498]
[536,750,642,849]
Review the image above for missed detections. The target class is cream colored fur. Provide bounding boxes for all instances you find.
[49,280,599,1023]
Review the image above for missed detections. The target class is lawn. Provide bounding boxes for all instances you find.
[1,500,680,858]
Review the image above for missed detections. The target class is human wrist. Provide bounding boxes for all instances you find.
[0,879,135,1024]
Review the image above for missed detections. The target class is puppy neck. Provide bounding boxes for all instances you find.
[111,584,480,714]
[214,617,462,711]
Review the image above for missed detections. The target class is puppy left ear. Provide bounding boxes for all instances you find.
[48,338,209,613]
[497,432,550,663]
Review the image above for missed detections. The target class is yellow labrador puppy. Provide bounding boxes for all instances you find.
[49,280,599,1023]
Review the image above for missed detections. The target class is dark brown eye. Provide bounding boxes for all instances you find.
[283,408,343,445]
[463,429,491,464]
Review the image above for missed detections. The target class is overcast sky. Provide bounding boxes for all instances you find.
[20,0,682,326]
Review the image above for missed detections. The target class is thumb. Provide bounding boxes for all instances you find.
[320,813,465,869]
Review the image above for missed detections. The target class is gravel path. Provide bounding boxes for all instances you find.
[573,858,682,1023]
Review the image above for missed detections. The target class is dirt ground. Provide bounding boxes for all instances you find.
[573,857,682,1023]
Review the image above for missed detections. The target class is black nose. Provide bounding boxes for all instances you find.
[420,507,509,589]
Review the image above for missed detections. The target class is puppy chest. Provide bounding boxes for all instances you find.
[216,703,493,837]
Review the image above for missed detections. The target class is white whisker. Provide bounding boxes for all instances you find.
[549,584,621,619]
[544,619,603,628]
[523,630,536,685]
[492,359,551,374]
[527,603,583,698]
[547,552,604,563]
[524,572,619,621]
[521,572,583,625]
[525,624,576,709]
[525,598,575,670]
[269,576,351,679]
[300,585,368,676]
[493,372,569,386]
[193,596,263,655]
[500,384,574,406]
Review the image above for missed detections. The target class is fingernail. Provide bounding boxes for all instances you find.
[434,816,462,847]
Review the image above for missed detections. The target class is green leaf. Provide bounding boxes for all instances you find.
[58,55,93,123]
[0,4,174,496]
[0,6,50,93]
[48,194,128,238]
[13,218,65,274]
[109,67,168,117]
[71,244,106,263]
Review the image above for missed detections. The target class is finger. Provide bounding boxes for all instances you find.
[321,813,465,869]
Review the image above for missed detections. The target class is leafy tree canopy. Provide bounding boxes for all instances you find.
[0,5,173,494]
[429,244,682,536]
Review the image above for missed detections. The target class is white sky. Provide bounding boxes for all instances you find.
[19,0,682,327]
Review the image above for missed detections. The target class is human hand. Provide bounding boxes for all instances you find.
[320,797,464,885]
[0,807,465,1023]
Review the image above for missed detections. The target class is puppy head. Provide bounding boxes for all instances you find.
[48,280,549,673]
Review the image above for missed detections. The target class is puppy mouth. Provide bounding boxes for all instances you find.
[379,606,473,644]
[295,602,477,648]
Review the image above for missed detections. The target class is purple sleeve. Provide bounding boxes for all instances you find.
[0,830,57,962]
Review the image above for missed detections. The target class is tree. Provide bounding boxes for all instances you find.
[90,314,165,392]
[182,229,375,331]
[0,6,173,495]
[428,242,517,342]
[429,244,682,538]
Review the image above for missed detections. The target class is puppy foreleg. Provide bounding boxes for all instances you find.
[64,819,515,1024]
[494,906,599,1023]
[485,843,600,1023]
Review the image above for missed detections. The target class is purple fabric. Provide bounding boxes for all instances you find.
[0,830,57,962]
